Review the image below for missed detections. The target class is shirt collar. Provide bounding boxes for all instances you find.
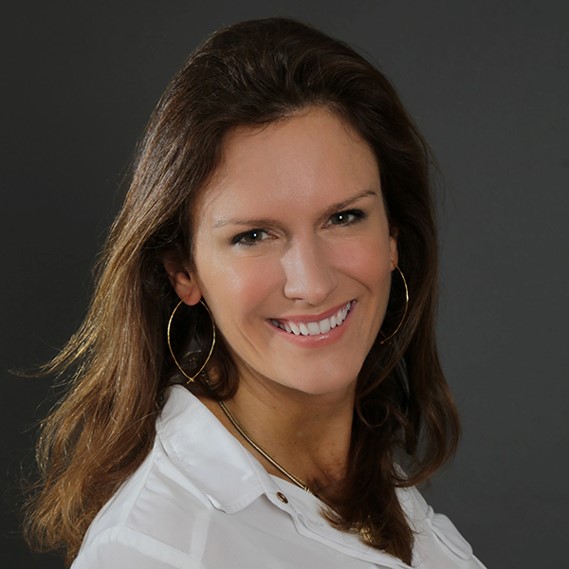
[156,385,283,514]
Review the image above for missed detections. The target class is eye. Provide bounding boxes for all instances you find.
[231,229,271,246]
[327,209,367,226]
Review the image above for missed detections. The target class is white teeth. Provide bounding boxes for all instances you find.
[318,318,331,334]
[307,322,320,335]
[273,301,353,337]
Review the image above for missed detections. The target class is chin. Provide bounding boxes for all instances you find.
[276,366,361,398]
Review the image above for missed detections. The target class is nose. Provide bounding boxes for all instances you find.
[281,235,338,305]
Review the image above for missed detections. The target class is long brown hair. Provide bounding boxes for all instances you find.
[24,18,460,566]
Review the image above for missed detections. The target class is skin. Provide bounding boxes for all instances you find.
[165,107,397,492]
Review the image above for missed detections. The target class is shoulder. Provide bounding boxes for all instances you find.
[72,433,213,568]
[398,486,488,569]
[71,526,205,569]
[73,386,259,568]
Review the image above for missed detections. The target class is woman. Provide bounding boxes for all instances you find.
[25,18,486,569]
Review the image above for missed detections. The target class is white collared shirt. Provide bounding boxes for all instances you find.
[71,386,487,569]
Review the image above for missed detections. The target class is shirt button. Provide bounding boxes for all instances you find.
[276,492,288,504]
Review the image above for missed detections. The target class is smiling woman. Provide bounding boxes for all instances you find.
[24,18,487,569]
[166,109,396,399]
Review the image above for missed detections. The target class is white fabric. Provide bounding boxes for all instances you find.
[71,385,487,569]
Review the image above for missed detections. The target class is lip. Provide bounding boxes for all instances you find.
[266,300,356,347]
[270,300,355,324]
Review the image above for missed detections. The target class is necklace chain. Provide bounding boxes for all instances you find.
[218,400,314,494]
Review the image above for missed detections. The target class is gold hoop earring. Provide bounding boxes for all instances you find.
[379,265,409,345]
[167,299,216,383]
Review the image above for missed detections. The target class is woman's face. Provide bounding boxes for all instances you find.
[176,107,397,399]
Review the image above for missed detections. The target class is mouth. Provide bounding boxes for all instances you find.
[269,301,354,337]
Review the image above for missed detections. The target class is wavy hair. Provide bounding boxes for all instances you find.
[24,18,460,565]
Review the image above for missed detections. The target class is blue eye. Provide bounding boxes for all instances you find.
[231,229,270,246]
[328,209,366,226]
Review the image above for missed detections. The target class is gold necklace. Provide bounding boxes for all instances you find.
[218,400,314,495]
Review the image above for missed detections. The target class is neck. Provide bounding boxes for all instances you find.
[203,372,355,494]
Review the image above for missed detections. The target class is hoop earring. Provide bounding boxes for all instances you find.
[167,299,216,383]
[379,265,409,345]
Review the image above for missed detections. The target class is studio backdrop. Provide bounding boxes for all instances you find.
[2,2,568,568]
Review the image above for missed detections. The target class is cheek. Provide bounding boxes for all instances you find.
[333,234,393,290]
[196,253,282,328]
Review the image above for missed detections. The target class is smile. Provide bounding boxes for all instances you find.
[270,301,353,336]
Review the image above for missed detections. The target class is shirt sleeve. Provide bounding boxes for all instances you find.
[71,526,205,569]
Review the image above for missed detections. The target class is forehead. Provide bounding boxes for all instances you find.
[194,107,380,221]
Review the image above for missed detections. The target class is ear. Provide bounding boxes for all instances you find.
[389,227,399,270]
[163,254,203,306]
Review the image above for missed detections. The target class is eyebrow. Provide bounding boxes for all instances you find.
[212,188,378,229]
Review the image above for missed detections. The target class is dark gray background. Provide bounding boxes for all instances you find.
[2,1,568,568]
